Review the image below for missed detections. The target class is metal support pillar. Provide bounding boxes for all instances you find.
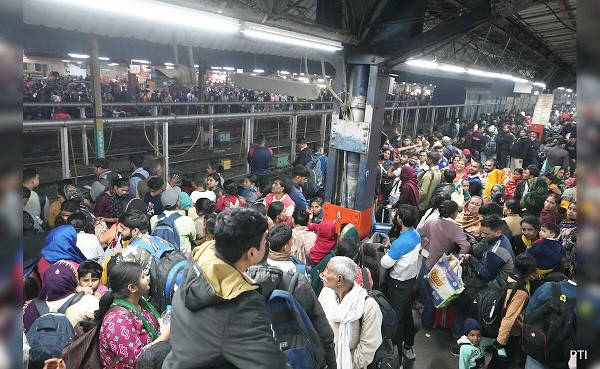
[173,44,179,67]
[162,120,170,181]
[244,117,252,173]
[432,108,437,124]
[60,127,70,179]
[79,107,89,165]
[151,106,160,156]
[455,105,460,118]
[290,115,298,162]
[414,109,420,137]
[188,46,196,86]
[209,105,214,148]
[320,113,327,148]
[446,107,450,118]
[89,37,105,158]
[250,105,255,140]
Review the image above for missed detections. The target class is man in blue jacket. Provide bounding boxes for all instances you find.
[247,133,273,193]
[289,165,310,211]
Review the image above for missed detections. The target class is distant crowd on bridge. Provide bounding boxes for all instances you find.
[22,100,576,369]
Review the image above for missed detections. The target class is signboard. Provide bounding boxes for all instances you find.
[531,94,554,126]
[130,65,141,74]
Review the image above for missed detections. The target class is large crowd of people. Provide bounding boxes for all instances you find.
[22,107,576,369]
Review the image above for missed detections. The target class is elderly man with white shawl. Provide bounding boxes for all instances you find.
[318,256,383,369]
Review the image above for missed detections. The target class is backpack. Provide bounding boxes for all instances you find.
[364,290,398,340]
[152,212,182,251]
[522,282,576,369]
[470,278,526,337]
[305,156,324,196]
[267,275,324,369]
[131,236,188,312]
[60,306,129,369]
[290,255,310,281]
[483,138,497,157]
[132,172,147,181]
[26,293,84,368]
[360,233,392,291]
[367,339,400,369]
[38,192,46,222]
[23,256,42,302]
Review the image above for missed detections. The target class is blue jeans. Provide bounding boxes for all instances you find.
[451,294,469,337]
[414,263,435,329]
[525,356,551,369]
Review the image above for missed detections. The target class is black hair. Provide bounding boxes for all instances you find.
[23,168,38,184]
[92,158,110,169]
[245,174,257,185]
[292,165,310,178]
[128,154,144,168]
[195,198,215,216]
[118,209,150,233]
[469,181,483,197]
[112,177,129,189]
[23,186,31,199]
[266,224,293,252]
[296,137,307,145]
[546,193,561,206]
[541,222,561,238]
[527,165,540,178]
[438,200,459,218]
[204,213,217,236]
[77,260,103,279]
[505,200,521,215]
[486,159,497,168]
[479,203,503,217]
[480,214,504,231]
[257,133,266,143]
[214,208,268,264]
[89,262,143,331]
[191,171,205,187]
[520,215,541,231]
[223,180,239,196]
[249,202,267,216]
[180,173,193,189]
[513,168,524,176]
[267,201,285,223]
[427,151,441,163]
[147,177,164,192]
[292,208,310,226]
[310,197,324,207]
[67,212,87,232]
[396,204,418,228]
[491,191,505,206]
[208,160,224,173]
[273,177,290,194]
[443,169,456,183]
[61,199,80,213]
[514,253,537,279]
[136,341,171,369]
[335,238,360,261]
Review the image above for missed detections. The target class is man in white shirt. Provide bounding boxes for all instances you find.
[68,213,103,260]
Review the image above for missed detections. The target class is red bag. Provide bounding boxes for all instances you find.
[434,305,454,330]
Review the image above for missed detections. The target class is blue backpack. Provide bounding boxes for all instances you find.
[290,255,310,281]
[152,212,182,251]
[267,285,323,369]
[27,293,84,368]
[131,236,187,312]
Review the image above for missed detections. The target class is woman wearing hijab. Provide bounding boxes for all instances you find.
[37,225,87,282]
[23,261,99,331]
[310,223,356,295]
[309,220,337,265]
[388,166,420,208]
[451,179,471,210]
[55,184,97,234]
[484,184,504,204]
[503,168,524,201]
[521,177,549,216]
[543,166,565,195]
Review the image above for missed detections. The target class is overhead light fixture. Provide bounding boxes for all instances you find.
[406,59,438,69]
[164,62,174,66]
[317,78,324,82]
[236,69,243,73]
[38,0,240,33]
[131,59,151,64]
[211,66,222,70]
[279,70,289,75]
[557,87,565,90]
[108,63,119,66]
[251,73,256,76]
[68,53,90,59]
[98,57,110,61]
[242,22,343,52]
[76,62,82,64]
[466,68,489,77]
[253,69,264,73]
[298,77,310,83]
[389,73,398,77]
[438,64,465,73]
[61,60,70,63]
[166,66,175,70]
[566,89,573,93]
[222,67,235,71]
[533,82,546,88]
[194,64,199,68]
[533,90,540,96]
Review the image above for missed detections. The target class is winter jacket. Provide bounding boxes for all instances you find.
[418,167,441,211]
[509,137,529,159]
[162,241,287,369]
[248,146,273,176]
[457,335,495,369]
[545,146,570,172]
[294,146,314,167]
[417,217,470,270]
[525,238,566,273]
[469,235,515,283]
[246,265,336,369]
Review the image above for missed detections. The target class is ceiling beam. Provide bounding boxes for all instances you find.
[555,0,576,28]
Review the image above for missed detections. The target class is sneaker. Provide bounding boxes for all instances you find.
[402,346,416,360]
[450,347,460,357]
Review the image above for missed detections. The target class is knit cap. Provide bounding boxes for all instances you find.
[464,318,482,335]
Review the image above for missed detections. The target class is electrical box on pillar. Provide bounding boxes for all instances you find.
[323,64,389,239]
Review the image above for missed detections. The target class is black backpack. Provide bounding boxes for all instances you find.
[360,233,392,291]
[522,282,576,369]
[26,293,84,369]
[131,236,188,312]
[470,278,526,337]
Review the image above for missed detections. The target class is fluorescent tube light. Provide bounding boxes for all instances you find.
[317,78,325,82]
[298,77,310,83]
[438,64,465,73]
[279,71,289,75]
[557,87,565,90]
[164,62,174,66]
[108,63,119,66]
[98,57,110,61]
[68,53,89,59]
[566,89,573,93]
[61,60,70,63]
[132,59,151,64]
[166,66,174,70]
[236,69,243,73]
[533,82,546,88]
[194,64,199,68]
[242,22,343,52]
[38,0,240,33]
[253,69,264,73]
[389,74,398,77]
[222,67,235,71]
[406,59,438,69]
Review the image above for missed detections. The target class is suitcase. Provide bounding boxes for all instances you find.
[372,207,394,235]
[434,305,454,330]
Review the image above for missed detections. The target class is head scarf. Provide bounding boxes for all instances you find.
[483,169,506,198]
[457,200,483,234]
[455,182,471,202]
[179,192,193,211]
[126,198,147,212]
[504,174,524,201]
[309,220,337,264]
[58,184,84,202]
[40,225,86,264]
[523,177,549,216]
[38,261,78,301]
[399,166,420,207]
[549,166,565,190]
[339,223,359,242]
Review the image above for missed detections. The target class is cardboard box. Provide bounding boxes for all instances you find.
[220,158,231,170]
[427,255,464,308]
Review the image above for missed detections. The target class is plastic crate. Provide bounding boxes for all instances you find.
[271,153,289,168]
